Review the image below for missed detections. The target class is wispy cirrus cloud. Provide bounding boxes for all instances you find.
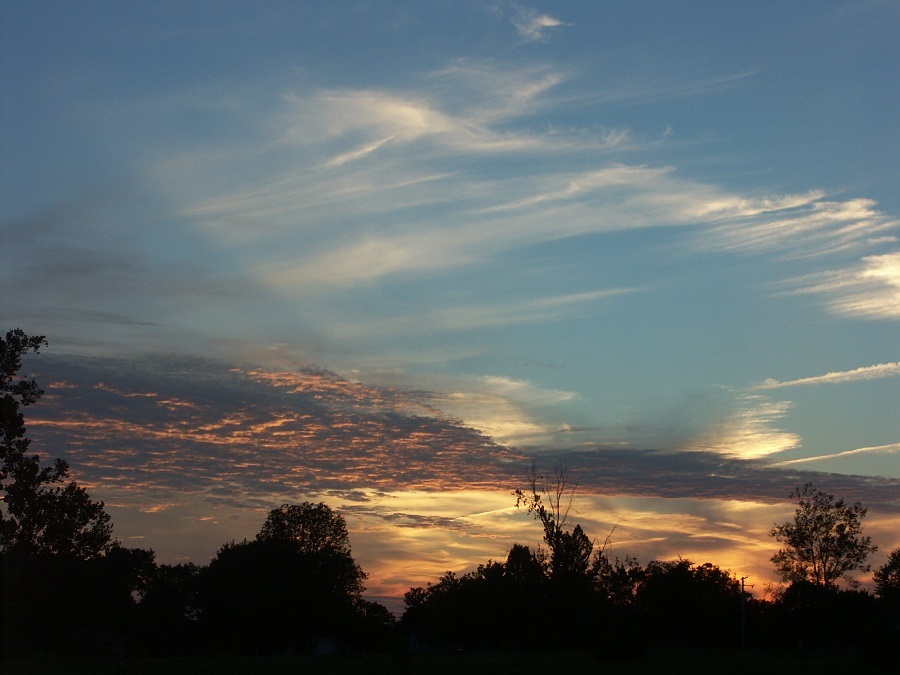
[279,70,567,166]
[140,59,896,317]
[679,393,801,459]
[766,442,900,480]
[694,197,898,259]
[507,4,568,42]
[769,442,900,468]
[434,374,578,446]
[752,361,900,389]
[314,288,640,339]
[783,252,900,320]
[23,56,888,348]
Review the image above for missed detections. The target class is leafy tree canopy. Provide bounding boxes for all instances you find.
[1,329,47,458]
[874,547,900,605]
[200,503,370,653]
[0,329,112,559]
[257,501,353,556]
[770,483,876,588]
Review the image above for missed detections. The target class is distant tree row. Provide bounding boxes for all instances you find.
[405,464,898,661]
[2,329,899,662]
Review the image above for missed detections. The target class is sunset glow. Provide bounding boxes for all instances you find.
[3,1,898,609]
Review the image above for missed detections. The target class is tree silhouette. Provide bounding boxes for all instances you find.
[0,329,47,452]
[503,543,544,589]
[199,503,372,654]
[138,562,202,653]
[258,501,366,599]
[0,329,112,558]
[595,554,643,608]
[515,461,600,586]
[1,329,121,653]
[770,483,876,588]
[635,558,743,645]
[874,548,900,607]
[403,552,549,649]
[515,462,575,558]
[258,502,354,557]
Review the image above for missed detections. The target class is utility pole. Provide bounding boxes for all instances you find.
[740,576,754,649]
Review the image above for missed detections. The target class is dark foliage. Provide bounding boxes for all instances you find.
[1,329,124,653]
[1,329,113,558]
[197,503,388,654]
[757,581,881,650]
[258,502,355,556]
[874,547,900,608]
[403,552,548,649]
[770,482,876,588]
[2,544,157,653]
[633,558,744,646]
[136,562,202,654]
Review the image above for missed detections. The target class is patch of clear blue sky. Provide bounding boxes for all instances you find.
[5,2,897,211]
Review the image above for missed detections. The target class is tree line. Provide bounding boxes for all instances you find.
[2,329,899,662]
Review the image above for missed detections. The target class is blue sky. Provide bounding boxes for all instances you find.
[2,1,898,603]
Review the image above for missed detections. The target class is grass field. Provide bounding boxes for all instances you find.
[3,646,890,675]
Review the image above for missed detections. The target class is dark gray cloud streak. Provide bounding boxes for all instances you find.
[25,353,900,519]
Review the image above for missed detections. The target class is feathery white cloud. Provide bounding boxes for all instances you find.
[149,60,899,330]
[681,394,801,459]
[307,288,638,339]
[696,197,898,258]
[785,252,900,320]
[510,5,568,42]
[436,374,576,446]
[768,443,900,467]
[753,361,900,389]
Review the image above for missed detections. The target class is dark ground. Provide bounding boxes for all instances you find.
[3,646,892,675]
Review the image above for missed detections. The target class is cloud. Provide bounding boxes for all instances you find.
[279,79,561,167]
[508,4,568,42]
[133,60,895,318]
[430,60,567,119]
[753,361,900,389]
[313,288,639,339]
[30,353,899,510]
[28,355,526,506]
[23,353,900,600]
[324,136,396,168]
[784,252,900,320]
[434,374,578,446]
[766,443,900,479]
[475,165,677,214]
[298,89,457,149]
[695,197,898,259]
[678,394,801,459]
[237,159,896,298]
[683,191,826,221]
[769,443,900,468]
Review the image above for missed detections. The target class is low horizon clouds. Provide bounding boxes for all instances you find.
[22,351,898,596]
[28,352,900,511]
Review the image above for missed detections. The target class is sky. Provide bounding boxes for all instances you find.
[2,1,898,608]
